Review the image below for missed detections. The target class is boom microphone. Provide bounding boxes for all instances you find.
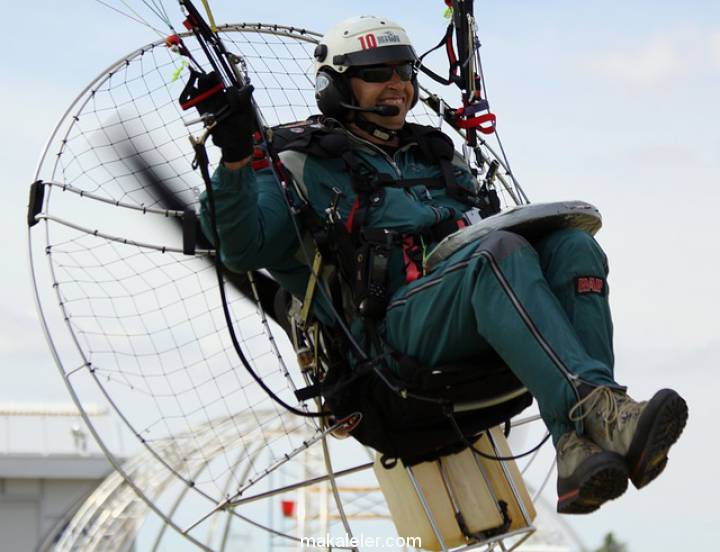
[340,102,400,117]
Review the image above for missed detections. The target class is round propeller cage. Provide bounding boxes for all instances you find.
[28,23,558,551]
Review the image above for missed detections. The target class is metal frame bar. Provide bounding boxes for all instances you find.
[226,461,373,507]
[39,180,187,218]
[37,214,212,255]
[485,430,533,528]
[406,465,449,552]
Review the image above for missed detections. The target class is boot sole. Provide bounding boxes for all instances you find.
[557,451,628,514]
[626,389,688,489]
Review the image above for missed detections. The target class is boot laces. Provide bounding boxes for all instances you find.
[568,386,620,439]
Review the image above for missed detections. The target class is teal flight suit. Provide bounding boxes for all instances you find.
[198,123,621,444]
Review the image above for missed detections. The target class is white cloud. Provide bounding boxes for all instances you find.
[583,38,682,86]
[581,28,720,86]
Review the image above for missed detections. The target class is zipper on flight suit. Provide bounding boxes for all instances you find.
[348,134,435,206]
[348,133,405,178]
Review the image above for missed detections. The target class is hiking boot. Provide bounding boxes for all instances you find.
[556,432,628,514]
[570,386,688,489]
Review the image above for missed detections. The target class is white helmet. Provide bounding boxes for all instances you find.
[313,16,418,119]
[314,15,417,74]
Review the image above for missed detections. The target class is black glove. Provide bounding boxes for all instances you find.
[180,70,256,163]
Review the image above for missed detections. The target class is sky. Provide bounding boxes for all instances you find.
[3,1,720,550]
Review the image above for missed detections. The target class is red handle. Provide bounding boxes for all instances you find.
[455,112,496,134]
[179,82,225,111]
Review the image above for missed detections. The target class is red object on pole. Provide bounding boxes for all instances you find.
[455,112,497,134]
[179,82,225,111]
[281,499,296,518]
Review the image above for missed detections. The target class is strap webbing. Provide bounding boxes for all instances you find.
[417,22,459,87]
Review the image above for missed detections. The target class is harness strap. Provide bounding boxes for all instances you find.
[404,124,480,207]
[422,216,468,244]
[281,121,485,320]
[299,250,323,328]
[402,236,423,283]
[374,174,448,190]
[440,158,474,206]
[401,217,468,283]
[345,198,361,232]
[342,150,373,244]
[417,22,459,87]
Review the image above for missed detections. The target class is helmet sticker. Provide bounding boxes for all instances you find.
[377,31,401,45]
[358,34,378,50]
[357,31,402,50]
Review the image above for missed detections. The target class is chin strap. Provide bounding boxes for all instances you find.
[353,114,400,142]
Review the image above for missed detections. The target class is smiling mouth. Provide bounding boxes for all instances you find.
[378,97,405,106]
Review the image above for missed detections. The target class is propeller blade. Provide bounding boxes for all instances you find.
[122,148,283,324]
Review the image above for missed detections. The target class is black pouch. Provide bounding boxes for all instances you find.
[322,353,532,466]
[397,351,526,404]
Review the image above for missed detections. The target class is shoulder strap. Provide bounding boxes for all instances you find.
[272,119,350,159]
[403,122,455,162]
[404,123,480,207]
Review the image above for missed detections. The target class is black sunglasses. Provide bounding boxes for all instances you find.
[349,62,416,83]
